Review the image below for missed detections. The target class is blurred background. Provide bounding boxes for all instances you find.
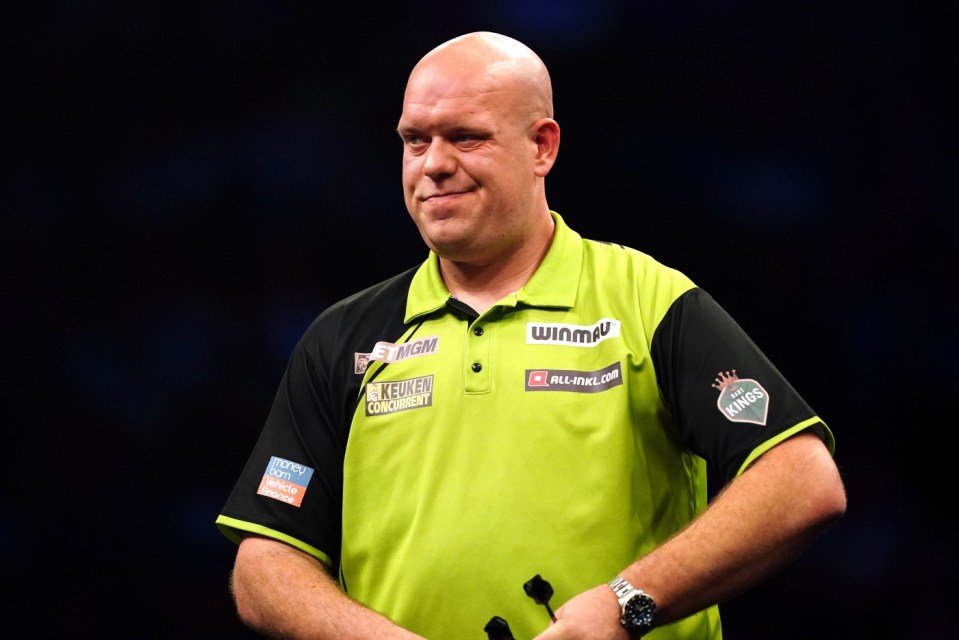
[4,1,956,638]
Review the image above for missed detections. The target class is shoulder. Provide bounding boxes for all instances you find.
[327,266,419,316]
[299,265,419,348]
[583,237,690,278]
[581,237,697,310]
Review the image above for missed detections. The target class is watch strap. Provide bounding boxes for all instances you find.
[609,576,638,604]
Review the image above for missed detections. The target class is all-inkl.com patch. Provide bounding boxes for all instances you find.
[257,456,314,507]
[525,362,623,392]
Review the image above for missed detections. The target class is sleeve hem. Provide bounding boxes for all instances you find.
[214,515,334,568]
[735,417,836,477]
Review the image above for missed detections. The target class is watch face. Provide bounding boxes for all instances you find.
[622,593,656,632]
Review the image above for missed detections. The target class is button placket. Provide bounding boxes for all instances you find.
[465,322,491,393]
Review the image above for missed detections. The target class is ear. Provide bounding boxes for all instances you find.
[531,118,560,177]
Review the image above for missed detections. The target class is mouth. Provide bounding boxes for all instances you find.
[421,191,466,203]
[419,184,477,203]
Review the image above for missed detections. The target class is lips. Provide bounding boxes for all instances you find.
[421,190,466,202]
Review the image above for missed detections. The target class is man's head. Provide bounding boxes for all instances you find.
[397,32,560,267]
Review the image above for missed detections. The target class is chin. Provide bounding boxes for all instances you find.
[426,235,475,261]
[419,219,468,244]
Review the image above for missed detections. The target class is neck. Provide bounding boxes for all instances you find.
[442,262,534,315]
[440,217,555,315]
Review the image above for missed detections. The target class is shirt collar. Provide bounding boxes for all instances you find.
[405,211,582,323]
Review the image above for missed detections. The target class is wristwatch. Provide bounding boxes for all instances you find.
[608,576,657,638]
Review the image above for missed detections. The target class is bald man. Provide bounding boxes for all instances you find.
[217,32,846,640]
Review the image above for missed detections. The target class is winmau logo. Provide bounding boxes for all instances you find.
[526,318,621,347]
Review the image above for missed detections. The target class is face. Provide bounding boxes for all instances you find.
[397,62,543,265]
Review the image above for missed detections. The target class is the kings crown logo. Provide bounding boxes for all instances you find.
[712,370,769,426]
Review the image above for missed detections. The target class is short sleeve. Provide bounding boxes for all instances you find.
[650,288,832,490]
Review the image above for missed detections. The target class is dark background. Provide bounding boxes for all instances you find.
[5,1,956,638]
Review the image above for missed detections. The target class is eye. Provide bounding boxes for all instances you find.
[452,132,486,147]
[403,134,429,152]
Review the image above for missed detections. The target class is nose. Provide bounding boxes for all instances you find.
[422,138,456,180]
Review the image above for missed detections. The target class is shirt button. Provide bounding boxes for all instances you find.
[471,362,482,372]
[473,327,484,336]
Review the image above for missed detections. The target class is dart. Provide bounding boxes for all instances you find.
[523,574,557,622]
[484,615,515,640]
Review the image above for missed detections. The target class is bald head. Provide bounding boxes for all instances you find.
[405,31,554,123]
[397,32,561,273]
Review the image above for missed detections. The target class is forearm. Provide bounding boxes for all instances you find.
[231,535,424,640]
[622,431,847,625]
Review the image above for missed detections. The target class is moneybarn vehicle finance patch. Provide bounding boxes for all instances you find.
[257,456,314,507]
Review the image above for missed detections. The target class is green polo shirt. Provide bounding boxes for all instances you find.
[217,211,833,639]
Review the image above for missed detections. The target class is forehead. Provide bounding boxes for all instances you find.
[399,65,516,131]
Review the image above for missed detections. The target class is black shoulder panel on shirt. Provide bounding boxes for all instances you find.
[218,266,420,569]
[651,287,820,493]
[299,264,421,439]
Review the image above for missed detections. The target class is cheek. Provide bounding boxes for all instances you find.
[402,150,423,180]
[401,160,415,187]
[486,162,529,199]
